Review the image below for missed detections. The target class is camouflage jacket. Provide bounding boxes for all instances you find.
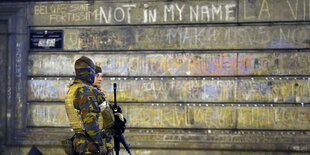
[71,79,105,146]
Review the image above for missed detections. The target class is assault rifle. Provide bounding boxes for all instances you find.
[112,83,132,155]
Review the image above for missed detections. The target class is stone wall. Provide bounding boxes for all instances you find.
[0,0,309,154]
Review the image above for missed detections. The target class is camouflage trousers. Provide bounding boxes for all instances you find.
[103,130,114,155]
[73,133,108,155]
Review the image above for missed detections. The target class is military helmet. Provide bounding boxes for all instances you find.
[75,56,95,70]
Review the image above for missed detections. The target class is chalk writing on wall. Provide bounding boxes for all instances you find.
[30,0,310,25]
[126,129,309,146]
[27,80,68,101]
[61,26,310,50]
[27,103,69,127]
[26,103,310,130]
[123,105,310,129]
[240,0,310,21]
[28,52,310,76]
[27,79,310,103]
[31,1,237,25]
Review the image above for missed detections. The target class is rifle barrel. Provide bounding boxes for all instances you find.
[113,83,117,107]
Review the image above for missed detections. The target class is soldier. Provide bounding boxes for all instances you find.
[93,66,131,155]
[65,56,106,155]
[93,65,114,155]
[93,66,103,89]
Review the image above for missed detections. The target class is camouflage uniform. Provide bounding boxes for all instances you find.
[65,56,106,155]
[94,87,114,155]
[94,65,114,155]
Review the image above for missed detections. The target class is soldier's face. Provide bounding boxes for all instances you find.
[94,73,103,88]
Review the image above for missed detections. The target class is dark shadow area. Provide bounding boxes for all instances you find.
[0,20,8,155]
